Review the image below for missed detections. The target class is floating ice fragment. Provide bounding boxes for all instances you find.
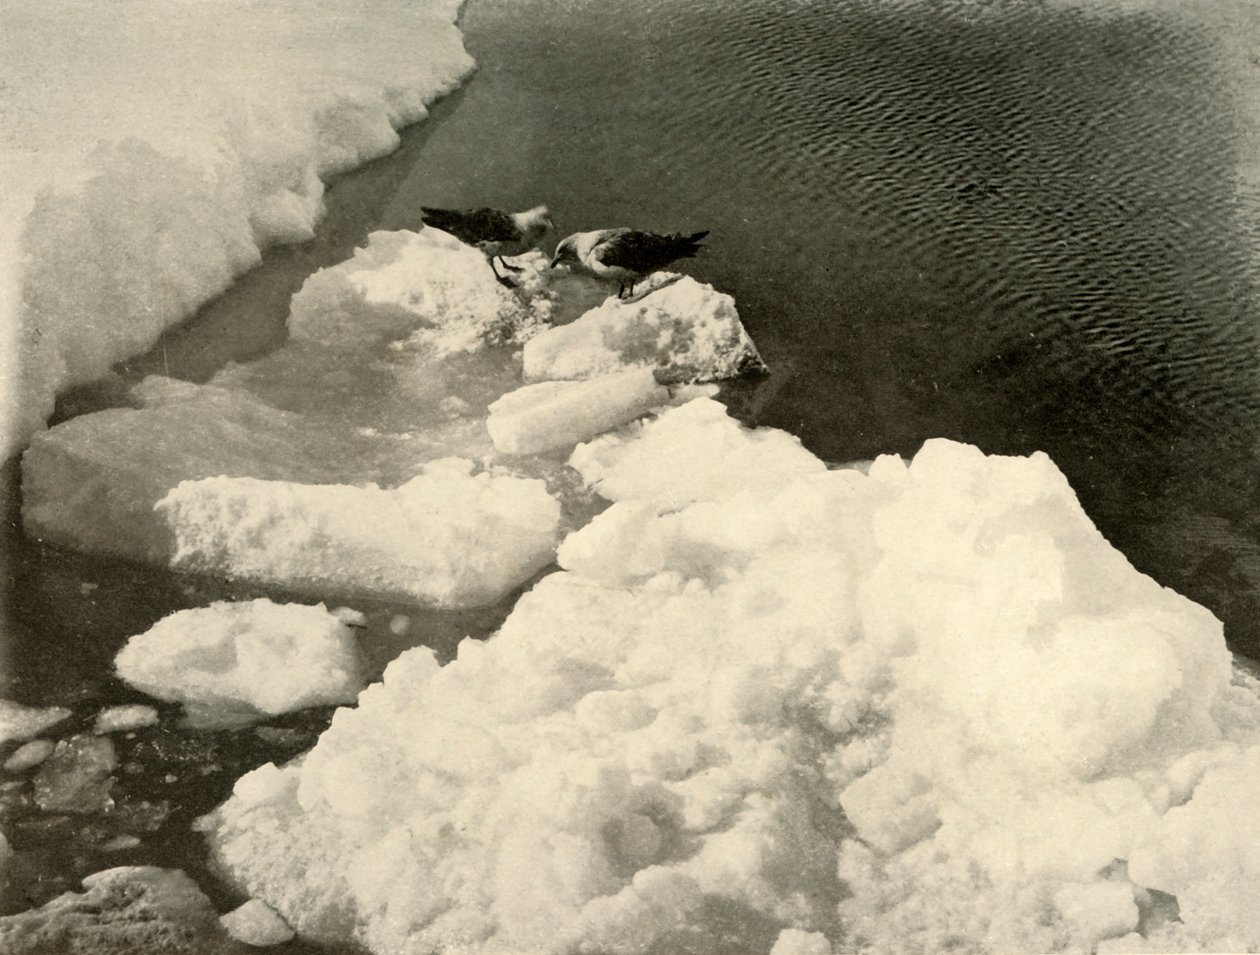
[221,898,295,947]
[770,929,833,954]
[115,600,368,725]
[94,704,160,734]
[0,700,71,746]
[155,460,561,607]
[32,735,118,814]
[523,276,764,383]
[487,368,669,456]
[0,866,233,954]
[3,739,56,774]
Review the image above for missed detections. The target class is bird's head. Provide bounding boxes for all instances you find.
[550,234,579,268]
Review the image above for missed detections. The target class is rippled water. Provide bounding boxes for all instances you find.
[4,0,1260,935]
[389,0,1260,652]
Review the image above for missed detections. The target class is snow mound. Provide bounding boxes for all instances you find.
[202,425,1260,954]
[220,898,295,947]
[115,600,367,727]
[487,368,670,456]
[523,276,764,384]
[1,0,475,458]
[155,461,560,608]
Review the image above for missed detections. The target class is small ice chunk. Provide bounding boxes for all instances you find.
[115,600,368,724]
[220,898,295,947]
[156,458,561,607]
[0,866,229,954]
[32,735,118,814]
[4,739,56,773]
[0,700,71,746]
[770,929,833,954]
[523,276,764,383]
[94,704,160,734]
[487,368,669,456]
[570,397,825,507]
[102,835,143,852]
[389,614,411,636]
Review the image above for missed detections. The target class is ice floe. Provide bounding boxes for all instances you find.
[115,600,369,726]
[1,0,475,458]
[0,866,233,954]
[0,700,71,747]
[200,418,1260,954]
[94,705,160,735]
[220,898,295,948]
[523,275,764,384]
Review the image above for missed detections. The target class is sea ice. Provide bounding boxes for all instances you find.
[155,460,561,607]
[3,739,56,774]
[202,426,1260,954]
[0,700,71,747]
[94,704,160,734]
[220,898,295,947]
[0,866,234,954]
[569,396,828,508]
[32,735,118,814]
[522,275,764,384]
[487,368,670,456]
[115,600,368,726]
[1,0,475,458]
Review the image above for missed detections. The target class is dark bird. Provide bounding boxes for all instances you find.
[549,228,709,298]
[420,205,555,285]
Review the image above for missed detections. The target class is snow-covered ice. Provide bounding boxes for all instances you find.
[523,275,765,384]
[0,866,233,954]
[115,600,368,726]
[0,0,475,459]
[487,369,670,456]
[0,700,71,747]
[156,461,561,607]
[94,704,160,735]
[201,413,1260,954]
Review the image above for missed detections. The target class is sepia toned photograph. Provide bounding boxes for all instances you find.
[2,0,1260,952]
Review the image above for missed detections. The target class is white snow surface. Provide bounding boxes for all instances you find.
[523,275,765,384]
[115,599,368,726]
[0,0,474,459]
[203,410,1260,954]
[155,460,562,608]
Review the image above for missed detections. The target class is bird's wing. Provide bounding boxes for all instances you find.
[589,229,666,271]
[421,207,520,243]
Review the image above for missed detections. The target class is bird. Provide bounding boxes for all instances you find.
[549,228,710,299]
[420,205,555,286]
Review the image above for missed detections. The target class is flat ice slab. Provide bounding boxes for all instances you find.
[522,275,765,384]
[156,460,560,608]
[115,600,368,726]
[487,368,669,456]
[0,700,71,747]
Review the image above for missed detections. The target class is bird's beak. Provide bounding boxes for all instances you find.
[549,254,562,269]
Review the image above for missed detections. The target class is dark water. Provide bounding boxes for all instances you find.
[4,0,1260,935]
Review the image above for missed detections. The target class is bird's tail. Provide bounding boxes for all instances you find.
[419,206,461,231]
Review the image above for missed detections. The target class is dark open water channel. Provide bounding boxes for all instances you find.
[4,0,1260,937]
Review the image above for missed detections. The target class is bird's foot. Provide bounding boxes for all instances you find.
[496,275,518,289]
[620,275,683,305]
[498,259,524,273]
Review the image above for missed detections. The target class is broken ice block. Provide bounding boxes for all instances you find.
[32,735,118,814]
[0,866,232,954]
[486,368,669,456]
[94,704,160,734]
[115,600,368,724]
[569,397,825,507]
[4,739,56,774]
[0,700,71,746]
[522,276,764,384]
[220,898,295,946]
[155,459,561,606]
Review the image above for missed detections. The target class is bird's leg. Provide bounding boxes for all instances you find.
[617,282,626,299]
[497,256,524,273]
[489,257,516,288]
